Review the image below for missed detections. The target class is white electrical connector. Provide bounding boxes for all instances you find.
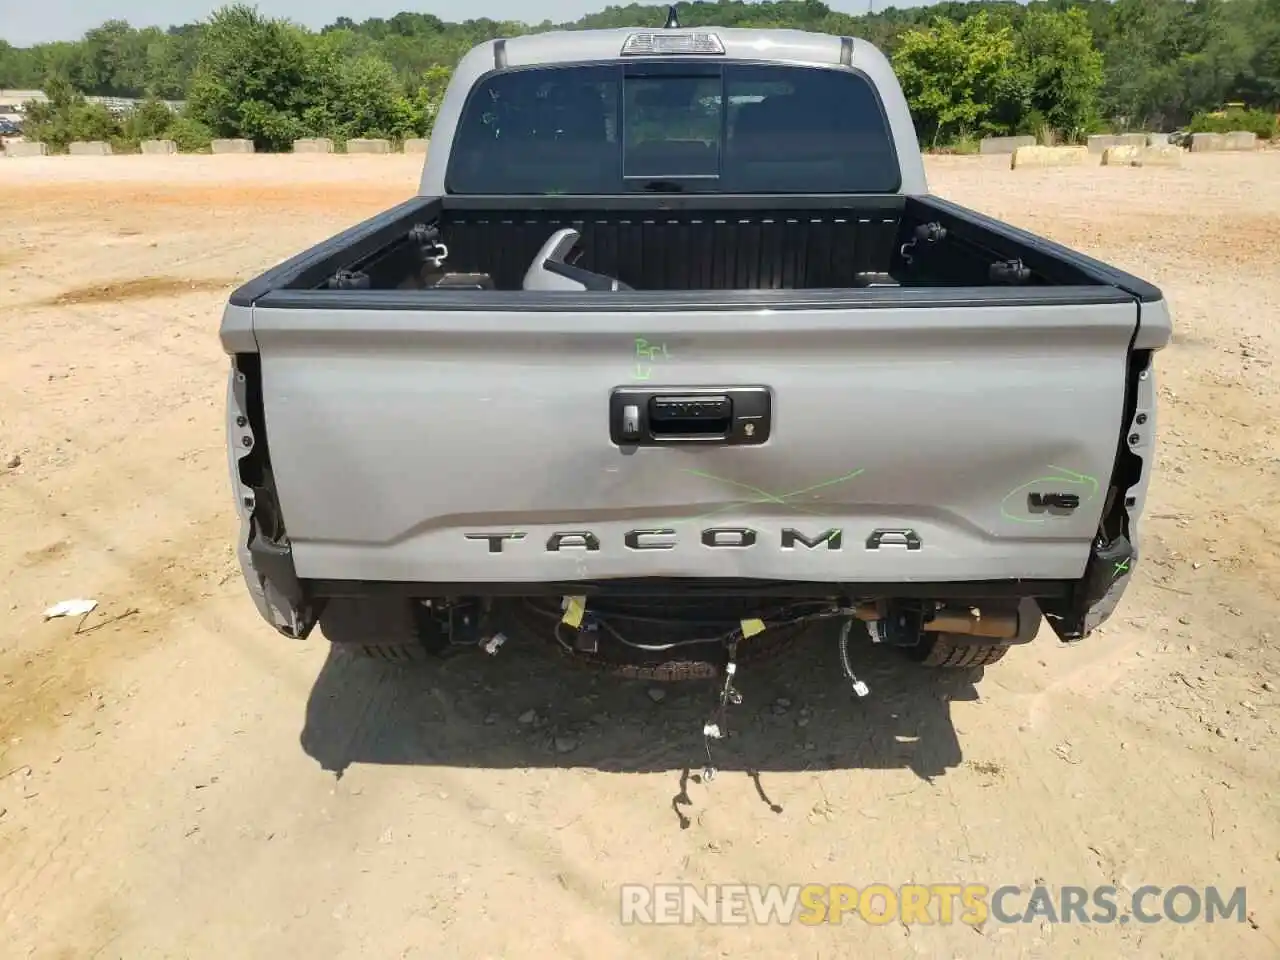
[852,679,870,698]
[480,632,507,655]
[703,722,722,739]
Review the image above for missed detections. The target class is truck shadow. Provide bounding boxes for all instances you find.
[299,621,984,784]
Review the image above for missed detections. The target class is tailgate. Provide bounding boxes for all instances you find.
[250,298,1138,584]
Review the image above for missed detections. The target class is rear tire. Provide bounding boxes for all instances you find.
[917,633,1011,668]
[352,640,435,664]
[318,597,441,665]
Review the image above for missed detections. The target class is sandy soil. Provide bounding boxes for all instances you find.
[1,152,1277,958]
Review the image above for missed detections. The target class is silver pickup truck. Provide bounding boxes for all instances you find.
[220,20,1170,689]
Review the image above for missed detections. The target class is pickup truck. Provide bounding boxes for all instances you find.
[220,19,1170,690]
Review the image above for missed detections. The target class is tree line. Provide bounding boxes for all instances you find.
[2,0,1277,153]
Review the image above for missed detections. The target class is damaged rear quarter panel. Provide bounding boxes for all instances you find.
[222,303,315,639]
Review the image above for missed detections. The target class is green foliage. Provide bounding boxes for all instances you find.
[19,77,119,151]
[1187,107,1278,139]
[119,97,176,144]
[935,132,982,155]
[1015,9,1104,142]
[164,114,215,152]
[20,67,206,154]
[186,5,319,150]
[318,53,419,142]
[414,64,453,135]
[892,14,1026,145]
[1,0,1278,151]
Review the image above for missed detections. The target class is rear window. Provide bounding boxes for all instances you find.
[445,62,901,194]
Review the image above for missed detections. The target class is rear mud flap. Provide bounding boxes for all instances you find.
[1043,534,1135,642]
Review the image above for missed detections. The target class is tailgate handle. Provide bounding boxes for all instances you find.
[649,395,732,435]
[610,387,770,447]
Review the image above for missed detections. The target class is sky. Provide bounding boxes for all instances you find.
[0,0,929,48]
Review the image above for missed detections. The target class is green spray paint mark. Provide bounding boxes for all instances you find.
[1113,559,1130,576]
[634,337,671,380]
[678,467,866,524]
[1000,465,1100,525]
[635,337,671,361]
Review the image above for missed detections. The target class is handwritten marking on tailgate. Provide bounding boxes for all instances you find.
[633,336,672,381]
[681,467,866,523]
[1000,465,1099,524]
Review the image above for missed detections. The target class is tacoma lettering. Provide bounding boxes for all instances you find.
[624,528,676,550]
[701,527,757,548]
[865,528,923,551]
[463,527,925,552]
[464,532,527,553]
[546,532,601,552]
[781,527,843,550]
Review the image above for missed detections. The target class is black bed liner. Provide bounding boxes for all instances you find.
[229,193,1163,308]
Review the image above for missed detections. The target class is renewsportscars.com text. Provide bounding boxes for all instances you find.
[619,883,1248,926]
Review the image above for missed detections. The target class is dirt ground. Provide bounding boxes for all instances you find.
[0,151,1277,958]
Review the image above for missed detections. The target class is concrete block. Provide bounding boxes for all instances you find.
[1088,133,1146,153]
[1010,145,1089,170]
[1223,130,1258,151]
[141,139,177,155]
[1146,132,1171,147]
[1101,145,1183,168]
[211,138,255,154]
[1101,145,1142,166]
[1190,132,1227,152]
[1141,145,1184,167]
[346,138,392,155]
[2,140,48,157]
[293,137,334,154]
[402,138,429,155]
[980,135,1035,156]
[68,140,112,156]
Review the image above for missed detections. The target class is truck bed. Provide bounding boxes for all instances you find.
[229,194,1162,299]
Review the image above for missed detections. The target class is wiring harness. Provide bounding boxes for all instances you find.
[503,595,876,780]
[517,596,838,660]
